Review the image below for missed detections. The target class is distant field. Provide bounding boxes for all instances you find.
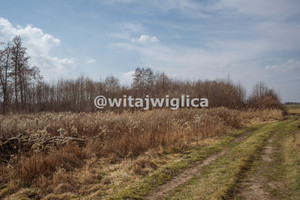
[284,104,300,114]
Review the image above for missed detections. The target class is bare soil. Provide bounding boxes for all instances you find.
[238,134,284,200]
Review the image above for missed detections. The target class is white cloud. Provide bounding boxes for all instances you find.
[122,23,145,33]
[132,34,158,44]
[120,70,135,85]
[0,17,74,79]
[86,58,96,64]
[107,0,209,18]
[154,0,209,18]
[266,59,300,72]
[215,0,299,20]
[111,23,145,39]
[110,36,270,78]
[109,0,300,85]
[107,0,136,4]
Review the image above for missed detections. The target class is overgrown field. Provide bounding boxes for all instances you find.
[0,108,283,199]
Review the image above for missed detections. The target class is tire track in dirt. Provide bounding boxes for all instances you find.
[237,132,284,200]
[144,130,254,200]
[144,150,225,200]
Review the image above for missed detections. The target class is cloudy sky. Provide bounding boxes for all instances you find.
[0,0,300,102]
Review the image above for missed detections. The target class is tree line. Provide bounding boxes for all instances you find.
[0,36,42,114]
[0,36,282,114]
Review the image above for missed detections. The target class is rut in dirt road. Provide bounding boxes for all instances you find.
[237,131,284,200]
[144,151,225,200]
[144,130,254,200]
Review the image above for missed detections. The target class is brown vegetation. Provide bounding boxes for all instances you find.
[247,81,283,109]
[0,108,283,199]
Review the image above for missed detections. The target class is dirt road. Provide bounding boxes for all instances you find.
[142,117,300,200]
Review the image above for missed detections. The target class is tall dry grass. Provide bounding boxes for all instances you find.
[0,108,283,198]
[15,144,86,186]
[0,108,282,138]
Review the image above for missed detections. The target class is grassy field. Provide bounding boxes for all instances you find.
[284,104,300,115]
[1,107,299,199]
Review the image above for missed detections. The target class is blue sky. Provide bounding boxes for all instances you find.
[0,0,300,102]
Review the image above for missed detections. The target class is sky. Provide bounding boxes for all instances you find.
[0,0,300,102]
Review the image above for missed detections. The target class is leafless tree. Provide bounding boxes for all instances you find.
[0,43,12,114]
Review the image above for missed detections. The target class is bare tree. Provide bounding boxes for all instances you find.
[104,75,120,96]
[10,36,30,112]
[132,67,154,97]
[248,81,282,109]
[0,43,12,114]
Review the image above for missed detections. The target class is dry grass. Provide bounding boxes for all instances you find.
[131,157,158,176]
[0,108,282,139]
[15,144,86,187]
[0,108,283,199]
